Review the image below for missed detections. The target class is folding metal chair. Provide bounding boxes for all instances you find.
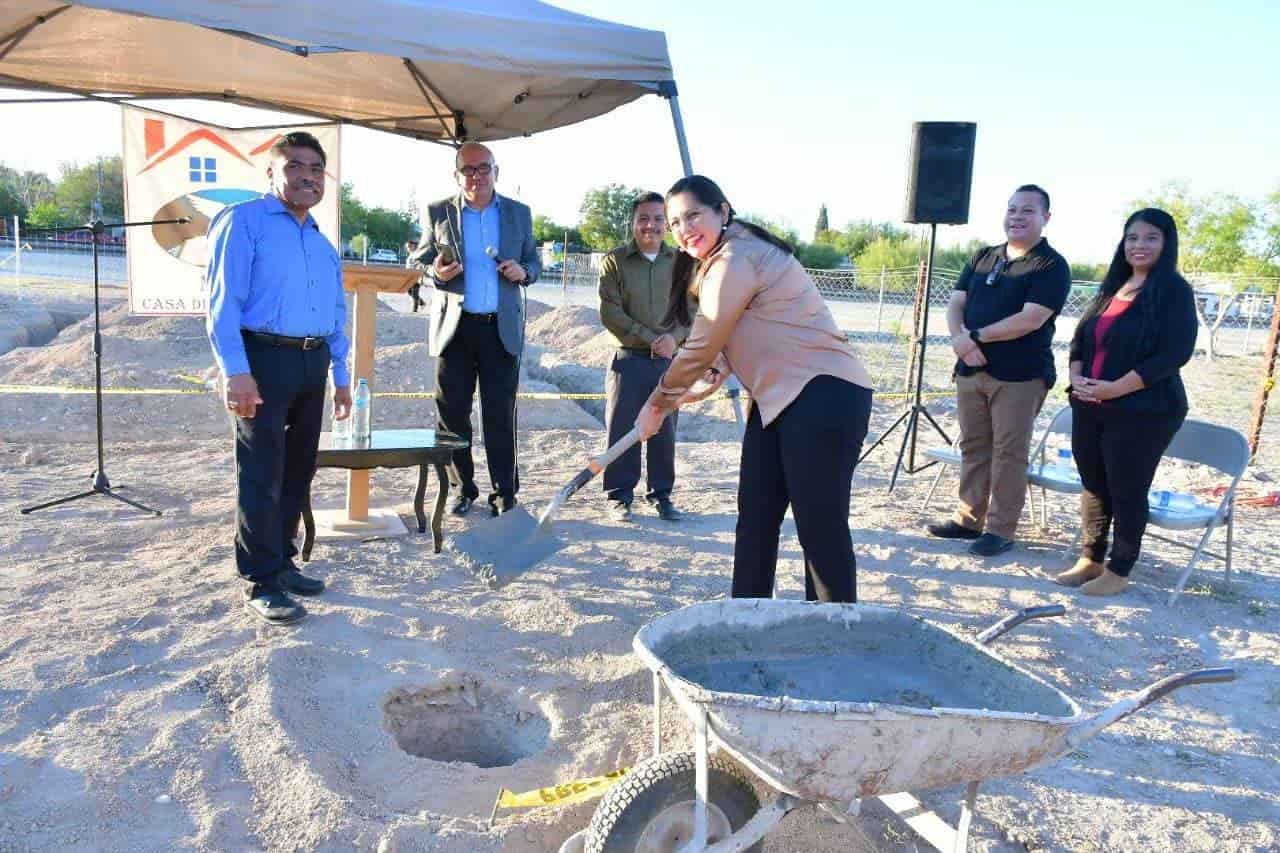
[1153,420,1248,604]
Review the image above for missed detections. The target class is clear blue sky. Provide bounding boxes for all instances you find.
[2,0,1277,263]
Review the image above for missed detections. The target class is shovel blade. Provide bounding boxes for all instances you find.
[449,506,564,587]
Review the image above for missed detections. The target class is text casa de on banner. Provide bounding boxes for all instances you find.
[122,106,341,316]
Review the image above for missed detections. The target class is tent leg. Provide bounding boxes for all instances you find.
[666,94,694,177]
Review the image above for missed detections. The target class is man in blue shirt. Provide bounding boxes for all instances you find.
[206,131,351,625]
[414,142,540,516]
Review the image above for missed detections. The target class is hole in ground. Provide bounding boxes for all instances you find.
[381,676,549,768]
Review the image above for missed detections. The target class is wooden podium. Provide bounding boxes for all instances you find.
[333,263,421,530]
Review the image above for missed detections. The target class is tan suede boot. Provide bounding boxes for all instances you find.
[1054,558,1104,587]
[1081,569,1130,596]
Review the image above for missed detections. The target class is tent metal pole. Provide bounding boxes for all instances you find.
[667,94,693,177]
[0,5,70,63]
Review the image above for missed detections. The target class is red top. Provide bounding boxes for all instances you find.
[1089,296,1136,378]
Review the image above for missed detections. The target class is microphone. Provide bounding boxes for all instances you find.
[484,245,502,263]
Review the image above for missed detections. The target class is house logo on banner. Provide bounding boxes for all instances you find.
[122,106,341,316]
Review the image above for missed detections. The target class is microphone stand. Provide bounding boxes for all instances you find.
[21,216,191,517]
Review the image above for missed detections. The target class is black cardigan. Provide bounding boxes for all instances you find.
[1067,276,1198,417]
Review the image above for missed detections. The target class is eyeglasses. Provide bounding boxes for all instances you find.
[985,257,1007,287]
[456,163,493,178]
[668,207,711,234]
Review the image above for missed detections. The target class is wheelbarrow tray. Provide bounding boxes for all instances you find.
[635,599,1082,804]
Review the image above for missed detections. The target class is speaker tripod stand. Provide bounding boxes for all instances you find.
[20,216,190,517]
[858,222,953,491]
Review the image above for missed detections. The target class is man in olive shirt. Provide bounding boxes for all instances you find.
[599,192,690,521]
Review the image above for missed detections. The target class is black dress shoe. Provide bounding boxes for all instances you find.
[926,520,982,540]
[608,499,633,521]
[653,498,682,522]
[243,585,305,625]
[969,532,1015,557]
[451,496,476,516]
[489,495,518,516]
[278,566,325,597]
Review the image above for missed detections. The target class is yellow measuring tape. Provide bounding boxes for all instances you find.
[491,766,629,822]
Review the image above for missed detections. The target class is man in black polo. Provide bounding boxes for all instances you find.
[598,192,690,521]
[928,184,1071,557]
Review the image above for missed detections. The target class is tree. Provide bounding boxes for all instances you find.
[934,239,986,274]
[340,182,367,242]
[1132,183,1272,277]
[855,236,922,277]
[55,156,123,222]
[0,183,25,222]
[814,204,829,241]
[0,164,55,210]
[817,220,910,261]
[1069,262,1107,282]
[579,184,645,252]
[25,200,67,229]
[795,242,844,270]
[533,214,582,247]
[737,213,800,248]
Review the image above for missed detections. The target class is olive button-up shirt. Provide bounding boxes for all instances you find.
[598,241,689,349]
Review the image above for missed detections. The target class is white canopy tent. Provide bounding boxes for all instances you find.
[0,0,693,170]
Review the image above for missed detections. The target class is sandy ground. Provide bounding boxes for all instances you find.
[0,292,1277,852]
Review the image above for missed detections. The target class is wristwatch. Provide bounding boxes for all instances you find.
[969,328,982,345]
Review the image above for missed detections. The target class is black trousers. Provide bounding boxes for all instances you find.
[734,375,873,602]
[436,313,520,502]
[1071,402,1184,577]
[603,349,676,503]
[234,335,328,586]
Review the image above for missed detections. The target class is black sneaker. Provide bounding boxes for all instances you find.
[243,585,306,625]
[926,520,982,540]
[608,499,633,521]
[969,533,1015,557]
[450,496,476,516]
[278,566,325,597]
[653,498,682,522]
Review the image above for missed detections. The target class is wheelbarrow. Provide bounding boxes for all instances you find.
[577,599,1235,852]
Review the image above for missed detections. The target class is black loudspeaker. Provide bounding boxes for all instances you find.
[904,122,977,225]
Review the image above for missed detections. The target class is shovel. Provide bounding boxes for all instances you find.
[450,427,642,586]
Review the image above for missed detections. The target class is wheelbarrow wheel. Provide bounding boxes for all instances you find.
[584,750,762,853]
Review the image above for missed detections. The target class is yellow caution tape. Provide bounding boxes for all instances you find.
[0,384,951,402]
[493,767,629,814]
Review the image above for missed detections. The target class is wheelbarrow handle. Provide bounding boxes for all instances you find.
[975,604,1066,646]
[1067,667,1237,749]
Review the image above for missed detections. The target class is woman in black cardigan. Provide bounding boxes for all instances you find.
[1055,208,1198,596]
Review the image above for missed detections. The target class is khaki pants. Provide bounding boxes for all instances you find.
[953,372,1047,539]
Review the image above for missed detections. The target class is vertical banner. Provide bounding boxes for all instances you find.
[121,106,341,315]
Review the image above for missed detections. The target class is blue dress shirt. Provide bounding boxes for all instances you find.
[206,194,350,387]
[460,196,501,313]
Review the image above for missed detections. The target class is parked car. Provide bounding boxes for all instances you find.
[369,248,399,263]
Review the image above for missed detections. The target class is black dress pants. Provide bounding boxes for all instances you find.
[1071,402,1184,577]
[234,336,328,586]
[603,349,677,503]
[436,313,520,502]
[733,375,873,602]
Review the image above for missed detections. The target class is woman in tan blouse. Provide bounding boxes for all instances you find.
[635,176,874,602]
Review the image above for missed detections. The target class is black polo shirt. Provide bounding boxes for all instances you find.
[954,238,1070,387]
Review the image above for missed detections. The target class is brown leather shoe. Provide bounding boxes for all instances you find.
[1054,558,1105,587]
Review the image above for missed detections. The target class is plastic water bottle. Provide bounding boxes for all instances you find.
[333,404,352,444]
[1055,447,1078,480]
[1149,489,1199,512]
[353,378,372,440]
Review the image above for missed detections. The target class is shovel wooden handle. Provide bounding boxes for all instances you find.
[538,427,643,527]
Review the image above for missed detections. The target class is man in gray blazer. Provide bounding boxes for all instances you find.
[414,142,540,515]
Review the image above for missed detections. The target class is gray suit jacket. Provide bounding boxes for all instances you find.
[415,193,540,357]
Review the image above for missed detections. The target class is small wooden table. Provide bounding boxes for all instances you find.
[301,428,469,559]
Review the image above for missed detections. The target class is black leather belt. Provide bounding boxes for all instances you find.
[462,311,498,323]
[243,330,326,351]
